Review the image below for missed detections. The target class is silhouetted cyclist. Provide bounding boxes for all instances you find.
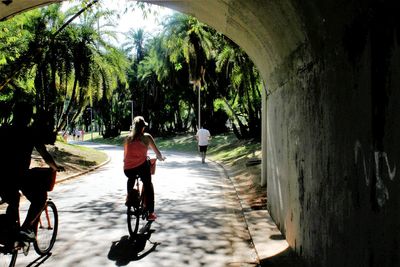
[0,102,63,242]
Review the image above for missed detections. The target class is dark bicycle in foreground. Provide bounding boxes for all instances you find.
[0,168,59,267]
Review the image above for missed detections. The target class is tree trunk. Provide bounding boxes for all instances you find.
[56,77,78,132]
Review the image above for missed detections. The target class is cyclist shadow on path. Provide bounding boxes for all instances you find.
[107,224,160,266]
[26,253,52,267]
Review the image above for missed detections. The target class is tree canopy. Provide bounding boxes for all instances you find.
[0,2,262,140]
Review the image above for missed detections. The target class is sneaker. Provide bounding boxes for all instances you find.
[19,228,35,242]
[147,212,157,221]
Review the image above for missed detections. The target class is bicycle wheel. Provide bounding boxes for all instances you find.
[127,203,140,236]
[0,248,17,267]
[33,201,58,255]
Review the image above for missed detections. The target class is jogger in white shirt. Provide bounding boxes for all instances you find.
[196,126,211,163]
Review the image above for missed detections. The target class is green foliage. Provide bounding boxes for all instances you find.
[0,4,262,141]
[0,2,129,139]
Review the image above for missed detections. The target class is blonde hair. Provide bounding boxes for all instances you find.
[127,116,148,142]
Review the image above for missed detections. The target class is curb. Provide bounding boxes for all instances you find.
[212,159,289,266]
[55,154,111,185]
[212,160,262,265]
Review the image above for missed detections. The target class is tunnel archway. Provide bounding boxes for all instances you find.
[2,1,400,266]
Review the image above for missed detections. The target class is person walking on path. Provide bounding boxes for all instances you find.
[196,125,211,163]
[80,129,85,141]
[123,116,165,221]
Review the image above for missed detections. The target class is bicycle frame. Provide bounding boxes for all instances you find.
[136,177,147,213]
[38,205,53,230]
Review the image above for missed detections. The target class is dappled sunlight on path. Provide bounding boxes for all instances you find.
[14,146,258,266]
[154,153,258,266]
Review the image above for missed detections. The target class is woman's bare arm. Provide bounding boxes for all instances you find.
[144,133,165,160]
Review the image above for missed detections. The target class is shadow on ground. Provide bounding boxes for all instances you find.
[259,247,306,267]
[26,253,52,267]
[107,232,160,266]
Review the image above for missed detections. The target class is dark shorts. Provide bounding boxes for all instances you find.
[124,160,152,192]
[199,145,208,152]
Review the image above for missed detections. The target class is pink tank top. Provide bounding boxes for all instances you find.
[124,139,148,170]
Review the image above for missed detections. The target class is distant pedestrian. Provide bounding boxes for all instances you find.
[196,125,211,163]
[62,130,68,142]
[80,129,85,141]
[75,129,80,141]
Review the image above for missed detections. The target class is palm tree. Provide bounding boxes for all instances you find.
[215,37,261,139]
[162,13,215,129]
[0,3,131,139]
[123,28,147,60]
[0,12,36,124]
[58,6,128,133]
[135,30,202,133]
[123,28,149,118]
[0,4,75,137]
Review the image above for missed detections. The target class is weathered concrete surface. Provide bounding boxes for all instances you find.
[145,1,400,266]
[263,2,400,267]
[0,0,56,21]
[1,1,400,266]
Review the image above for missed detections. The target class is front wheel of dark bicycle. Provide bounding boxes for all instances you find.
[127,205,140,236]
[33,201,58,255]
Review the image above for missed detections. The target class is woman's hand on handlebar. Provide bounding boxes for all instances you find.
[56,165,65,172]
[157,155,166,161]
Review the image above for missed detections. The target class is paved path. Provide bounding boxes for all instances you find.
[15,143,260,267]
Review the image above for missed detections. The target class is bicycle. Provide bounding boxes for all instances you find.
[126,158,157,237]
[0,168,59,267]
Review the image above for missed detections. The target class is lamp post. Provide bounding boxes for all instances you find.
[63,98,70,133]
[127,100,133,130]
[87,107,93,141]
[192,82,201,130]
[197,83,201,129]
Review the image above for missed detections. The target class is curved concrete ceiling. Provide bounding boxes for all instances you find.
[0,0,63,21]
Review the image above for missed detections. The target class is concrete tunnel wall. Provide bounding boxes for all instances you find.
[1,0,400,266]
[151,1,400,266]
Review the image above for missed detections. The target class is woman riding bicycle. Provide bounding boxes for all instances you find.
[123,116,165,221]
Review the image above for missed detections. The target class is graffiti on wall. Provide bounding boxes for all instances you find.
[354,140,396,207]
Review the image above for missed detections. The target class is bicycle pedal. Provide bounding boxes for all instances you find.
[22,242,30,256]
